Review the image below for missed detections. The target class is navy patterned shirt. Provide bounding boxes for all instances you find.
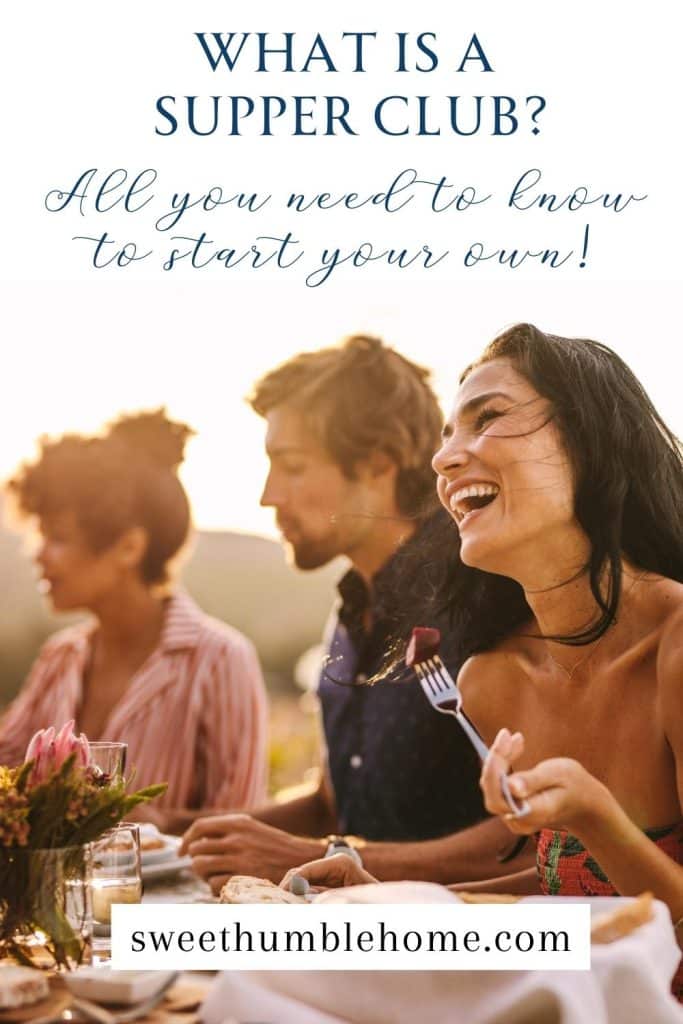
[318,525,486,842]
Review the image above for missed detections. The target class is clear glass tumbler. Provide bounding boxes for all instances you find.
[90,822,142,957]
[88,741,128,784]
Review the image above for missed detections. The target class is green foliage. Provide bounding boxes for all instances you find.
[0,737,167,970]
[1,755,166,849]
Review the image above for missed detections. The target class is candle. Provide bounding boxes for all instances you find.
[91,879,142,925]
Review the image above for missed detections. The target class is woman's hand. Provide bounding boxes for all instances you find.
[481,728,611,838]
[280,853,378,893]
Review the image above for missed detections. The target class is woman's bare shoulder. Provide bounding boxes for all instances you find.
[655,579,683,674]
[650,581,683,752]
[458,636,529,713]
[634,573,683,652]
[638,571,683,605]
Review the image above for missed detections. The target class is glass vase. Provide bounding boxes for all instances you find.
[0,845,93,971]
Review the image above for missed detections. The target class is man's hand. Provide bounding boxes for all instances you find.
[179,813,327,894]
[281,853,378,892]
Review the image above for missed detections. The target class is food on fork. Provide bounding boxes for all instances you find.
[0,965,49,1009]
[408,626,531,821]
[590,892,654,944]
[405,626,442,667]
[219,875,308,905]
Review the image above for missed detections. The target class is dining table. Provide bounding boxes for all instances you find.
[3,869,683,1024]
[144,871,683,1024]
[198,880,683,1024]
[0,869,215,1024]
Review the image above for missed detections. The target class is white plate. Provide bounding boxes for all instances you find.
[96,841,176,870]
[95,827,178,869]
[64,968,176,1005]
[142,853,193,882]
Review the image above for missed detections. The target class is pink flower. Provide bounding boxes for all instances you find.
[53,720,90,769]
[24,720,90,785]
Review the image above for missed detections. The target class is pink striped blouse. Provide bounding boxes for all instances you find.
[0,591,268,813]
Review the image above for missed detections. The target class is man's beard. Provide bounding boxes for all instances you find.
[286,537,336,571]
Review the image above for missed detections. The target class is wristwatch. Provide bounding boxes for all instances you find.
[324,834,364,867]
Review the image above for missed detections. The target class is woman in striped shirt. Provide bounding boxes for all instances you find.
[0,410,267,832]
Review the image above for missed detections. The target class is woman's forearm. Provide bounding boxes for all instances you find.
[449,867,542,896]
[361,817,536,884]
[575,796,683,920]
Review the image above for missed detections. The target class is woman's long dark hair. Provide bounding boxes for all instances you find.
[443,323,683,657]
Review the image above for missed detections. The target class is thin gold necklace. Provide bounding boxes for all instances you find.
[546,570,645,680]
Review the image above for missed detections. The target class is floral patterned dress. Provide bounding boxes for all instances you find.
[537,822,683,1001]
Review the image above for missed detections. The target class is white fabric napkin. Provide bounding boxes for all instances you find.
[200,883,683,1024]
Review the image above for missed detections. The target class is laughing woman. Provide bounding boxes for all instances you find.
[433,324,683,997]
[433,324,683,900]
[0,410,268,831]
[283,324,683,991]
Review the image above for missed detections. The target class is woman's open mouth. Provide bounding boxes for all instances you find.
[448,483,500,526]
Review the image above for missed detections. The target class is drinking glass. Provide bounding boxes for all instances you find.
[91,823,142,956]
[88,741,127,783]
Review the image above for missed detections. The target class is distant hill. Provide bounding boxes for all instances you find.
[0,523,342,705]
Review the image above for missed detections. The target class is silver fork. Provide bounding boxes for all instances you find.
[414,656,530,817]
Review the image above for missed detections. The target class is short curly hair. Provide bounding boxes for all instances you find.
[248,334,443,517]
[8,409,194,585]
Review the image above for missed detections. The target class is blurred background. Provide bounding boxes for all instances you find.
[0,504,338,793]
[2,279,679,791]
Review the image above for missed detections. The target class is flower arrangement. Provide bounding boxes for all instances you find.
[0,721,166,969]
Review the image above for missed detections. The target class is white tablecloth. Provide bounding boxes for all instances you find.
[200,882,683,1024]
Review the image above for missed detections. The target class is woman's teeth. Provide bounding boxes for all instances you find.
[449,483,500,520]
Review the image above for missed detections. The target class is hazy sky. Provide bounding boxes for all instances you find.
[3,3,679,536]
[4,279,679,538]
